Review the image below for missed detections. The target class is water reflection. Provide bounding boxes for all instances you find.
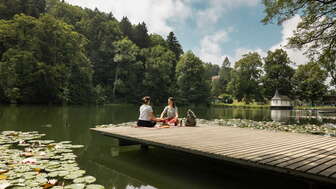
[270,110,291,122]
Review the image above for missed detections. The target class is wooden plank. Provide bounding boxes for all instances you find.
[90,126,336,184]
[319,164,336,177]
[276,147,336,168]
[307,158,336,175]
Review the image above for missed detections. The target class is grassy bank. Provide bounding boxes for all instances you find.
[212,102,270,109]
[294,106,336,110]
[213,102,336,110]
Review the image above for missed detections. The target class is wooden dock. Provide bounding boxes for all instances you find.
[91,126,336,184]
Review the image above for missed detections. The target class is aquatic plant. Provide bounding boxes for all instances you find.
[0,131,104,189]
[96,119,336,137]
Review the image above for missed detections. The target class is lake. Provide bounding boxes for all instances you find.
[0,105,333,189]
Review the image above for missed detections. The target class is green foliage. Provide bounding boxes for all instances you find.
[149,34,167,47]
[166,32,183,60]
[133,22,150,48]
[262,0,336,88]
[141,46,176,103]
[204,63,220,79]
[0,0,212,105]
[176,51,210,104]
[219,93,234,104]
[319,50,336,87]
[227,52,263,103]
[292,62,328,104]
[0,0,46,19]
[218,57,233,94]
[112,38,139,101]
[119,17,133,40]
[203,63,221,97]
[0,14,93,104]
[262,49,295,99]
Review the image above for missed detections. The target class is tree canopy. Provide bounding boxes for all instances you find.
[292,61,328,104]
[262,0,336,88]
[0,0,334,105]
[262,49,295,99]
[176,51,210,105]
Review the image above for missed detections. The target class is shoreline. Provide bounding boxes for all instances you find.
[212,103,336,110]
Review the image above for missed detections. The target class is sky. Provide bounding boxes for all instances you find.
[64,0,309,66]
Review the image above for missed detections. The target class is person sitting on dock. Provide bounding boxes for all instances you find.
[137,96,162,127]
[160,97,180,126]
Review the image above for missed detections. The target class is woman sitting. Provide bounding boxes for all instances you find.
[160,97,179,126]
[137,96,161,127]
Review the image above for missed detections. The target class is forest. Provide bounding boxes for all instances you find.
[0,0,334,105]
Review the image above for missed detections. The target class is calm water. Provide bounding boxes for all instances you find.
[0,105,333,189]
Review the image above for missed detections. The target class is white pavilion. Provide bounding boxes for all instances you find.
[270,89,292,110]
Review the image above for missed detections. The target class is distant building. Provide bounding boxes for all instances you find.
[270,90,292,110]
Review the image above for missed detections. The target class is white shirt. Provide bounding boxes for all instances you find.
[138,104,153,121]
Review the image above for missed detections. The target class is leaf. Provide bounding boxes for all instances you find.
[0,182,10,189]
[0,175,7,180]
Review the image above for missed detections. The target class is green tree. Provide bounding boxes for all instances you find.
[119,16,134,40]
[149,34,167,47]
[77,9,123,89]
[319,51,336,87]
[218,57,233,94]
[47,0,86,27]
[262,0,336,87]
[204,63,220,79]
[166,32,183,60]
[133,22,150,48]
[176,51,210,104]
[227,52,263,103]
[112,38,139,101]
[203,63,221,97]
[222,56,231,67]
[292,62,328,105]
[0,14,93,104]
[0,0,46,19]
[141,46,176,103]
[262,49,295,99]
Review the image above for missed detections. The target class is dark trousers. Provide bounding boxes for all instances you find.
[137,120,156,127]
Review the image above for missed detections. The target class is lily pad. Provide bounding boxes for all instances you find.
[64,184,86,189]
[74,176,96,184]
[86,184,105,189]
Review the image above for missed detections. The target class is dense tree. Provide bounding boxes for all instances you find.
[0,0,232,105]
[218,57,233,94]
[204,63,220,79]
[262,49,295,99]
[176,51,210,104]
[112,38,139,101]
[141,46,176,103]
[227,52,263,103]
[47,0,86,27]
[119,17,134,40]
[0,0,46,19]
[292,62,328,105]
[0,14,93,104]
[262,0,336,54]
[262,0,336,88]
[133,22,150,48]
[166,32,184,60]
[319,51,336,87]
[203,63,221,97]
[79,10,123,88]
[222,57,231,67]
[149,34,167,47]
